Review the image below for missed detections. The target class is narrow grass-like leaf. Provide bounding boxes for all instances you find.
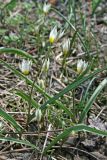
[15,90,40,108]
[92,0,102,15]
[0,108,22,132]
[70,31,77,48]
[82,77,97,101]
[44,124,107,153]
[79,78,107,123]
[4,0,17,11]
[41,67,107,110]
[0,48,36,63]
[78,77,97,110]
[0,137,38,150]
[0,59,73,118]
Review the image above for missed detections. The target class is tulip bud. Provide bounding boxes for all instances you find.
[77,59,88,74]
[35,109,42,122]
[42,58,50,72]
[35,26,39,34]
[42,41,46,48]
[19,59,32,75]
[0,122,3,129]
[49,26,58,43]
[62,39,70,55]
[38,79,45,90]
[58,30,65,39]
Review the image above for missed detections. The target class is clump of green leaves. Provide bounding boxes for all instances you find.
[0,0,107,157]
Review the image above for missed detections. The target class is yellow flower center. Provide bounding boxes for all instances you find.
[77,67,83,74]
[49,36,55,43]
[22,70,29,75]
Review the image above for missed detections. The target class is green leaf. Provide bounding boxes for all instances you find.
[44,124,107,153]
[0,29,7,35]
[40,67,107,110]
[0,137,38,150]
[78,77,97,110]
[0,48,36,63]
[0,108,22,132]
[79,78,107,123]
[92,0,102,15]
[4,0,17,11]
[15,90,40,108]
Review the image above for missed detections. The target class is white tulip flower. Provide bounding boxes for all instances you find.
[19,59,32,75]
[49,26,58,43]
[77,59,88,74]
[43,3,51,14]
